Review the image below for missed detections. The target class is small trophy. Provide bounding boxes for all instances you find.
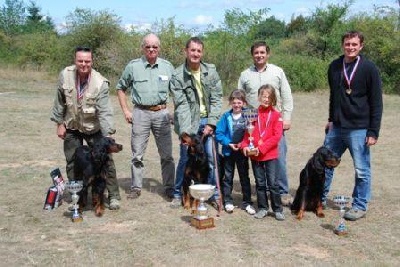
[242,108,258,156]
[189,184,216,229]
[333,195,350,236]
[65,180,83,222]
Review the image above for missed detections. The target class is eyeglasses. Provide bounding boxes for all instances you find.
[75,46,91,52]
[144,45,159,50]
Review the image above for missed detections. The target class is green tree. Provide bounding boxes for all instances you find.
[203,8,275,92]
[0,0,25,36]
[252,16,286,40]
[62,8,126,75]
[23,1,55,33]
[349,6,400,94]
[286,15,308,37]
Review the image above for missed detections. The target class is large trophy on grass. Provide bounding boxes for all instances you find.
[65,180,83,222]
[333,195,350,236]
[242,108,258,156]
[189,184,215,229]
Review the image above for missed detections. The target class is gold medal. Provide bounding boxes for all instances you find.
[343,56,360,97]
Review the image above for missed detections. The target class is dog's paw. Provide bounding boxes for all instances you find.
[296,210,304,220]
[94,204,105,217]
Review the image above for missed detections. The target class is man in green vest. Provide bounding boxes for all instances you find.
[50,46,121,210]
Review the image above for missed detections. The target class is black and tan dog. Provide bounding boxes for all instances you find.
[181,133,209,212]
[291,146,340,220]
[73,137,123,217]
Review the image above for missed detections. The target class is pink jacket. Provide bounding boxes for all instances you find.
[240,105,283,161]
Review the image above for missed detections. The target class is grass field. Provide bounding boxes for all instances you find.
[0,68,399,266]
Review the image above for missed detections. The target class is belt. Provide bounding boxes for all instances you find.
[136,104,166,111]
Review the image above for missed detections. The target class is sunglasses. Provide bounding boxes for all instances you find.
[144,45,159,50]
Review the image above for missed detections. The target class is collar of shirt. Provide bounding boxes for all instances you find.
[250,64,268,72]
[141,56,159,68]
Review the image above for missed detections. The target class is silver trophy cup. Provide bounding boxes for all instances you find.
[65,180,83,222]
[242,108,258,156]
[189,184,216,229]
[333,195,350,235]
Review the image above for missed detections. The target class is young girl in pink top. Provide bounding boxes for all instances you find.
[241,84,285,220]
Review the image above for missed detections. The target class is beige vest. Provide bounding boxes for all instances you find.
[62,66,108,134]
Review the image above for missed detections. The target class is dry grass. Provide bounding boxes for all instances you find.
[0,68,399,266]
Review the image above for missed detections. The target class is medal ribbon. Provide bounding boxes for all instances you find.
[342,56,360,89]
[76,74,90,99]
[258,110,272,138]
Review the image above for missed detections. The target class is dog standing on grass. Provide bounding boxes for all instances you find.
[74,136,123,217]
[291,146,340,220]
[180,133,209,212]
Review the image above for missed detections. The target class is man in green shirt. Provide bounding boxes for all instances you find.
[116,33,175,199]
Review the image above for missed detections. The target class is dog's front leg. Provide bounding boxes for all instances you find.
[296,189,307,220]
[92,178,106,217]
[182,192,191,211]
[315,200,325,218]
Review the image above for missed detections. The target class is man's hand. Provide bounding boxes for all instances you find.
[229,143,239,151]
[203,124,214,136]
[366,136,378,147]
[283,120,291,131]
[56,124,66,140]
[124,111,133,124]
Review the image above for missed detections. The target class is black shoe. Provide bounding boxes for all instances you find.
[127,188,141,199]
[165,188,174,199]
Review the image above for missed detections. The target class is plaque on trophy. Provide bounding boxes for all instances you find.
[242,108,258,156]
[189,184,215,229]
[333,195,351,236]
[65,180,83,222]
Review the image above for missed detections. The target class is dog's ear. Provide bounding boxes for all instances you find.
[311,147,326,170]
[180,133,193,146]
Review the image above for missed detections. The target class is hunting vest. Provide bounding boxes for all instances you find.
[62,66,108,134]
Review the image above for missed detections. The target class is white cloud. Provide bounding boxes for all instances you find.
[123,23,151,32]
[192,15,213,25]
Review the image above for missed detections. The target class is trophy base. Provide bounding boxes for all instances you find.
[247,149,257,156]
[71,216,83,223]
[334,229,348,236]
[190,217,215,229]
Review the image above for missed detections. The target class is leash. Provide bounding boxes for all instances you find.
[211,134,223,216]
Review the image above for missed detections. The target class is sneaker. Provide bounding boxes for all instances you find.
[275,212,285,221]
[127,187,141,199]
[281,194,293,206]
[225,203,234,213]
[254,209,268,219]
[170,197,182,208]
[344,208,366,221]
[245,205,256,215]
[109,198,120,210]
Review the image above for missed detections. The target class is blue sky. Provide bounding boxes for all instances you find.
[2,0,397,31]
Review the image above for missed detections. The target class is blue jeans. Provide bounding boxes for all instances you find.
[251,159,283,212]
[173,118,218,199]
[323,126,371,211]
[277,134,289,195]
